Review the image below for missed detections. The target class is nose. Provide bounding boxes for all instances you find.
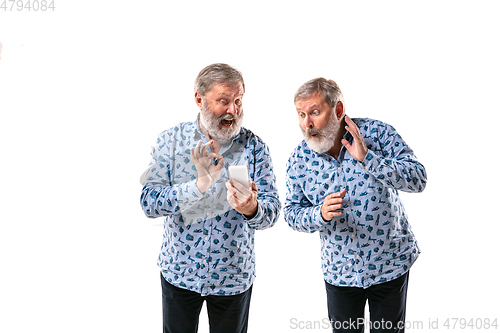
[303,114,314,129]
[226,102,238,115]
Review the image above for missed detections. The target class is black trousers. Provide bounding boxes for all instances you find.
[160,273,252,333]
[325,272,410,333]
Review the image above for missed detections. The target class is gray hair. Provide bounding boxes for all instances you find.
[294,77,345,113]
[194,63,245,97]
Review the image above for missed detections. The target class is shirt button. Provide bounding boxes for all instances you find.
[203,260,207,264]
[205,237,208,241]
[351,234,355,238]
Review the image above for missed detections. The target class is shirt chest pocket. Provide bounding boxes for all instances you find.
[344,161,383,198]
[300,166,339,205]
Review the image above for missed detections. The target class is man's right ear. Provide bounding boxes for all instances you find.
[335,101,344,120]
[195,92,203,109]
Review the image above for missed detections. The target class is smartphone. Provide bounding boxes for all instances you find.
[228,165,250,188]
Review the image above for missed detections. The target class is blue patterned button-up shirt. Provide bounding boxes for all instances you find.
[140,117,280,296]
[284,117,427,288]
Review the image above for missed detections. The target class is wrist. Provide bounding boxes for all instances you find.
[240,198,258,218]
[196,177,211,193]
[243,205,258,219]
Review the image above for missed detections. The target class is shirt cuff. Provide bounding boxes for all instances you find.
[361,149,380,173]
[244,202,263,226]
[178,179,204,206]
[313,205,329,229]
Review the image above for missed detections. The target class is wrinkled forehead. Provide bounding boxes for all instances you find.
[207,83,244,98]
[295,93,327,111]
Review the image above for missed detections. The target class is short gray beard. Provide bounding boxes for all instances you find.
[200,105,244,145]
[301,114,341,154]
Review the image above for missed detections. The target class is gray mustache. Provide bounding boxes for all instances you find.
[219,113,238,121]
[305,128,322,136]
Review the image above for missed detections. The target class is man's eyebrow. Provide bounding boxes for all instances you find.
[298,104,320,112]
[216,92,241,99]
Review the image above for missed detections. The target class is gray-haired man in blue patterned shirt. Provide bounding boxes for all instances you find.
[140,63,280,333]
[284,78,427,333]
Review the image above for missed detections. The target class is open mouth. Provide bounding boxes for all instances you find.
[220,119,234,127]
[306,129,322,139]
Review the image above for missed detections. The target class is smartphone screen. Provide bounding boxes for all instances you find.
[228,165,250,188]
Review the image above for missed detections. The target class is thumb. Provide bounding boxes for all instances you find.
[250,180,258,192]
[341,138,352,151]
[341,139,357,158]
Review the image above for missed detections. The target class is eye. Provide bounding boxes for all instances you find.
[220,99,228,105]
[312,110,320,116]
[235,99,242,106]
[299,112,305,118]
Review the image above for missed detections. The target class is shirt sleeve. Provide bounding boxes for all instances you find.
[360,120,427,193]
[283,153,328,233]
[245,138,281,230]
[139,132,204,219]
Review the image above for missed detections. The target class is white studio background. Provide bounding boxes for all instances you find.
[1,1,499,332]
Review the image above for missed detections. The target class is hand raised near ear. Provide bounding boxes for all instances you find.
[341,116,368,162]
